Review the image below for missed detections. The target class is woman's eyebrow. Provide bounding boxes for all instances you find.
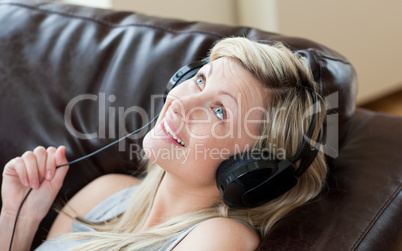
[207,63,213,78]
[218,90,238,107]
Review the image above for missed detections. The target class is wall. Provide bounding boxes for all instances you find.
[236,0,278,32]
[113,0,237,26]
[112,0,278,32]
[60,0,111,9]
[276,0,402,104]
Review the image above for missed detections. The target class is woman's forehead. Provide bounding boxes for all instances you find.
[206,57,269,112]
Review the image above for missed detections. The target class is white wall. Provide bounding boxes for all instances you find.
[236,0,278,32]
[111,0,278,32]
[113,0,237,26]
[60,0,112,9]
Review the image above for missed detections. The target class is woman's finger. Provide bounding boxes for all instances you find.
[45,147,57,180]
[55,146,68,167]
[52,146,70,190]
[9,157,29,187]
[21,151,40,189]
[33,146,47,183]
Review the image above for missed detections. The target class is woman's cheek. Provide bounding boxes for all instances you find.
[142,131,157,161]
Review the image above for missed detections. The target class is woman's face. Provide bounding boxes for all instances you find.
[143,57,269,188]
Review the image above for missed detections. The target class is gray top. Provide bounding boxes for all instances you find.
[35,186,199,250]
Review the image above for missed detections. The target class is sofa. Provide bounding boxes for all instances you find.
[0,1,401,250]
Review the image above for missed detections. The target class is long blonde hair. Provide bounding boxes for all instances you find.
[65,37,328,250]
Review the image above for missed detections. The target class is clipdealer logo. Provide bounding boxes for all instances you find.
[64,93,162,151]
[63,91,339,158]
[301,91,339,158]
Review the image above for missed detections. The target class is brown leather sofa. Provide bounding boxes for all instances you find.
[0,1,401,250]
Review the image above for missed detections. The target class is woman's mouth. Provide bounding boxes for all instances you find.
[163,120,187,147]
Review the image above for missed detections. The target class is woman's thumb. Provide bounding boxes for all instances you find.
[55,145,69,167]
[52,146,69,187]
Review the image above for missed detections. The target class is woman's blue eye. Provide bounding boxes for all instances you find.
[196,76,204,89]
[214,106,225,120]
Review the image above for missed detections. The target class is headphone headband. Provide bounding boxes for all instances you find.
[290,85,323,178]
[164,58,208,102]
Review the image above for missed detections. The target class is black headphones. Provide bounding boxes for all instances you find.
[165,57,323,209]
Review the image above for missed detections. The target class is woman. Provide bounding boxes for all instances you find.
[0,37,327,250]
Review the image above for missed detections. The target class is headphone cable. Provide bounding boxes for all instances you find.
[8,114,159,251]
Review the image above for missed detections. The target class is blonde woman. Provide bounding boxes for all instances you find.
[1,37,327,250]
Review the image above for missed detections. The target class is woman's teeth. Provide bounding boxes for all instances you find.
[164,121,186,147]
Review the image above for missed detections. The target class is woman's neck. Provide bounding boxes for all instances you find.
[140,172,220,230]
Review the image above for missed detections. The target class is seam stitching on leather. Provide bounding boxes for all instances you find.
[351,182,402,250]
[311,49,351,65]
[1,2,226,38]
[319,54,351,65]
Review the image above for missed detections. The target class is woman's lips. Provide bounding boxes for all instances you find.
[165,112,186,144]
[156,118,186,147]
[163,120,186,146]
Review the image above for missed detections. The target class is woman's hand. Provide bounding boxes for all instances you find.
[1,146,69,221]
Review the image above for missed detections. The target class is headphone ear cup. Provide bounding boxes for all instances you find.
[216,156,248,208]
[164,59,209,102]
[216,152,279,208]
[216,156,242,192]
[242,159,298,207]
[216,152,297,208]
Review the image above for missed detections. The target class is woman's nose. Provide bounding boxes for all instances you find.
[170,95,211,124]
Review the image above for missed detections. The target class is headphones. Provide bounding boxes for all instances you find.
[165,57,323,209]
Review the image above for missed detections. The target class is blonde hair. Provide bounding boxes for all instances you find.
[64,37,327,250]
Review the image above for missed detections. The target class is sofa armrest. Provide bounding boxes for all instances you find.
[260,108,402,251]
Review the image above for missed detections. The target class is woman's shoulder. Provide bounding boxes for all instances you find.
[47,174,141,238]
[77,173,141,198]
[174,217,260,251]
[68,173,141,215]
[62,173,141,216]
